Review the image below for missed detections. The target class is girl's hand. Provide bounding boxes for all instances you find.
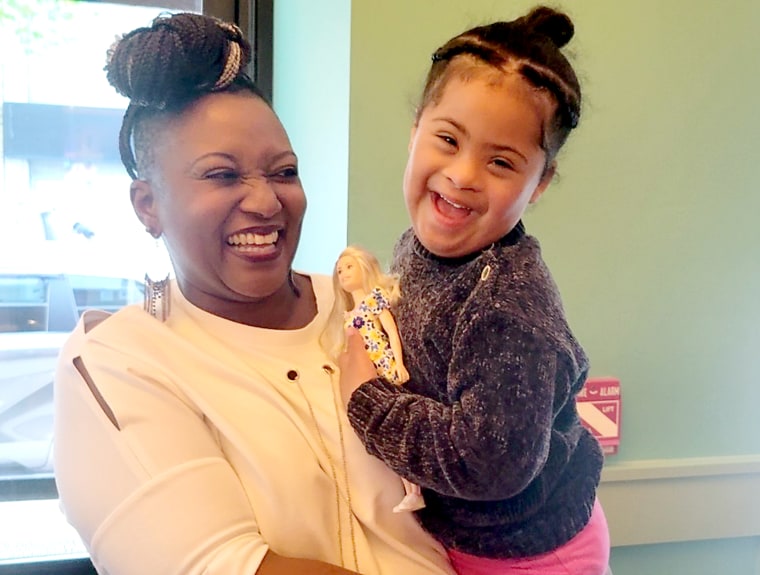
[395,364,410,384]
[338,328,377,407]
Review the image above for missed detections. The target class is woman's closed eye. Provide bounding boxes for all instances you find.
[268,165,299,183]
[205,169,241,184]
[202,166,298,186]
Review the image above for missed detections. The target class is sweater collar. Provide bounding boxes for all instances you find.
[411,220,526,265]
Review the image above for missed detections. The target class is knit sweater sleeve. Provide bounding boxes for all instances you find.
[347,308,574,501]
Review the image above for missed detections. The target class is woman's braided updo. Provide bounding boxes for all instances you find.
[105,12,262,180]
[419,6,581,170]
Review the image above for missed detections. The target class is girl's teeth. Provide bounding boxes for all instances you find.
[441,196,464,210]
[439,193,468,210]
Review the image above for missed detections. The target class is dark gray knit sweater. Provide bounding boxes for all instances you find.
[347,223,603,558]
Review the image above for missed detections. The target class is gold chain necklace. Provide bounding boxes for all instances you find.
[291,364,359,571]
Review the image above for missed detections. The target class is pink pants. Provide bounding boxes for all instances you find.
[448,499,610,575]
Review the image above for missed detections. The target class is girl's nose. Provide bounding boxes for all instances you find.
[443,153,480,191]
[239,176,283,218]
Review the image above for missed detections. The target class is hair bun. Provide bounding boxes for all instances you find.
[105,12,251,109]
[521,6,574,48]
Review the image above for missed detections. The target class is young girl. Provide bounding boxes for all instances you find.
[340,6,610,575]
[322,245,424,513]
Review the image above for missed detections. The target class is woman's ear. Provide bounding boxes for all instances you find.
[130,179,161,237]
[530,161,557,204]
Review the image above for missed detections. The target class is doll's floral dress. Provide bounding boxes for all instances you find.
[344,287,400,383]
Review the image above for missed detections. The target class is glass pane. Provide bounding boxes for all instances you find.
[0,277,49,332]
[0,0,202,565]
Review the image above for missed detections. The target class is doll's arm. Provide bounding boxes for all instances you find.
[377,308,410,384]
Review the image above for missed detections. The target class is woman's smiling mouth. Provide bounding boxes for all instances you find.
[227,230,280,254]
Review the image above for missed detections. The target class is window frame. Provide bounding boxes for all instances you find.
[0,558,96,575]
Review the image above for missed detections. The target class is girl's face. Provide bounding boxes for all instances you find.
[336,255,364,293]
[131,92,306,318]
[404,74,554,258]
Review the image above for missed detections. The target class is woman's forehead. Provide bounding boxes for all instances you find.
[154,92,292,165]
[172,92,278,134]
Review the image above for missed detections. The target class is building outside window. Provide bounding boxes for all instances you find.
[0,0,205,567]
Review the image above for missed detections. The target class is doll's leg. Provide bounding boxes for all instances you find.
[393,478,426,513]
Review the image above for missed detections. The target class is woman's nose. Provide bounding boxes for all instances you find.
[239,177,283,218]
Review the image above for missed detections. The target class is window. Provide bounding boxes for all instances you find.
[0,0,269,568]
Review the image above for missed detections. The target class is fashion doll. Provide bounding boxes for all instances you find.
[321,245,423,512]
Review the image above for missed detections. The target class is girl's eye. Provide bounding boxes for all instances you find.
[492,157,514,171]
[437,134,457,147]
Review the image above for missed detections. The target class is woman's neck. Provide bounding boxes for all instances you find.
[181,273,317,330]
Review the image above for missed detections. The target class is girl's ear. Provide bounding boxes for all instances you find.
[408,124,418,152]
[530,162,556,204]
[130,179,161,236]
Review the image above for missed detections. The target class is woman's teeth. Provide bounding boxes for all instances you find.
[227,230,279,246]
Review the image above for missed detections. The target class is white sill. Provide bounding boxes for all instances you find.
[0,499,88,565]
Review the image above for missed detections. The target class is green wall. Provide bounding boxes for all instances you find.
[276,1,760,573]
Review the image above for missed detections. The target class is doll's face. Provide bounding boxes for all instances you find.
[336,255,364,293]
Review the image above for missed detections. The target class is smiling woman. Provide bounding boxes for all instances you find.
[51,10,454,575]
[128,91,311,328]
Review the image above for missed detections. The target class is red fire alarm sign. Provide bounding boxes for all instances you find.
[577,377,621,455]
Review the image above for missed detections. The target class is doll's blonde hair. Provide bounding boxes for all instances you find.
[320,245,401,362]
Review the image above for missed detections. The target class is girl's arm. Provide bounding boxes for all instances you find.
[345,310,577,501]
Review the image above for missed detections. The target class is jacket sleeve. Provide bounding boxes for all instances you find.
[54,326,267,575]
[347,308,577,501]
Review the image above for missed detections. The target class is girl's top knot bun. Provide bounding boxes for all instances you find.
[105,12,251,110]
[520,6,574,49]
